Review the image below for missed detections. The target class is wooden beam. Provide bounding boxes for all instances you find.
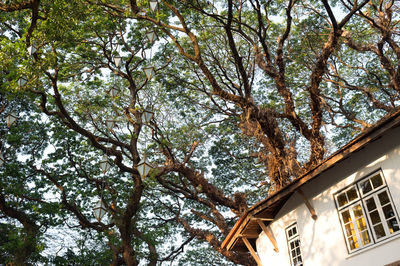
[239,234,260,239]
[256,219,279,252]
[297,189,317,220]
[222,111,400,253]
[249,110,400,217]
[251,217,274,221]
[242,237,262,266]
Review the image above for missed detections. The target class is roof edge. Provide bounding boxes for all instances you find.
[220,211,249,250]
[251,108,400,214]
[221,108,400,251]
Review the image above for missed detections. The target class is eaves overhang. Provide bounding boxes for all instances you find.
[221,108,400,253]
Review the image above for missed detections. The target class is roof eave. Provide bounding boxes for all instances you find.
[222,108,400,252]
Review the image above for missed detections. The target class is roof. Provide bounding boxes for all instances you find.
[221,109,400,252]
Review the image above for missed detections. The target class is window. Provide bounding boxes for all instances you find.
[286,223,303,266]
[335,171,400,253]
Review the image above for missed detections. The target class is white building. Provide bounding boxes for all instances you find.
[222,111,400,266]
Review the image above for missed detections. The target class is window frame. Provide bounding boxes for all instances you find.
[363,187,399,242]
[334,170,400,254]
[334,184,361,209]
[337,202,373,252]
[285,222,304,266]
[357,172,386,197]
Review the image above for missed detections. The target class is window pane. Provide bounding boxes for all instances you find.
[342,210,351,223]
[378,191,390,205]
[336,174,399,252]
[373,224,386,239]
[383,204,395,219]
[360,230,371,245]
[370,210,381,225]
[296,247,300,256]
[287,224,303,266]
[345,223,355,237]
[366,198,377,211]
[371,174,383,189]
[348,236,358,250]
[338,193,348,207]
[353,204,363,218]
[356,217,367,231]
[387,218,400,234]
[347,187,358,202]
[360,179,372,194]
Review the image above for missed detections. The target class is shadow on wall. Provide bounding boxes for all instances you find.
[258,130,400,266]
[301,208,346,266]
[300,143,400,266]
[257,212,297,266]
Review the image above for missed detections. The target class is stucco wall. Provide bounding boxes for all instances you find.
[256,125,400,266]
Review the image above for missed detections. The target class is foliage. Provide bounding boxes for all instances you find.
[1,0,400,265]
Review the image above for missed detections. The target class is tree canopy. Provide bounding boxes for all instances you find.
[1,0,399,265]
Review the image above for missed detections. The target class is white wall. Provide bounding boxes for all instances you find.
[256,125,400,266]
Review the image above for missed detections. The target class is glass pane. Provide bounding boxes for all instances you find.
[295,239,300,247]
[366,198,377,211]
[296,247,300,256]
[353,205,363,218]
[348,236,358,250]
[290,242,294,249]
[337,193,348,207]
[345,223,355,237]
[387,218,400,234]
[99,208,106,218]
[370,210,381,225]
[293,227,297,235]
[360,179,372,194]
[360,230,371,245]
[378,191,390,205]
[292,250,296,257]
[373,224,386,239]
[342,210,351,223]
[289,229,293,238]
[371,174,383,189]
[347,187,358,202]
[383,204,395,219]
[356,217,367,231]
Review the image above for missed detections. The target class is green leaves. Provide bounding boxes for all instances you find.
[1,0,399,264]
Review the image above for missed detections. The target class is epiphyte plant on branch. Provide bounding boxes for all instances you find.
[1,0,400,265]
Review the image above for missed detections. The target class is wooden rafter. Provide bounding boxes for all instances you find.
[251,217,274,221]
[297,189,317,220]
[255,218,279,252]
[223,110,400,252]
[242,237,262,266]
[239,233,260,238]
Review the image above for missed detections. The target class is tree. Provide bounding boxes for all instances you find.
[0,93,58,264]
[1,0,399,265]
